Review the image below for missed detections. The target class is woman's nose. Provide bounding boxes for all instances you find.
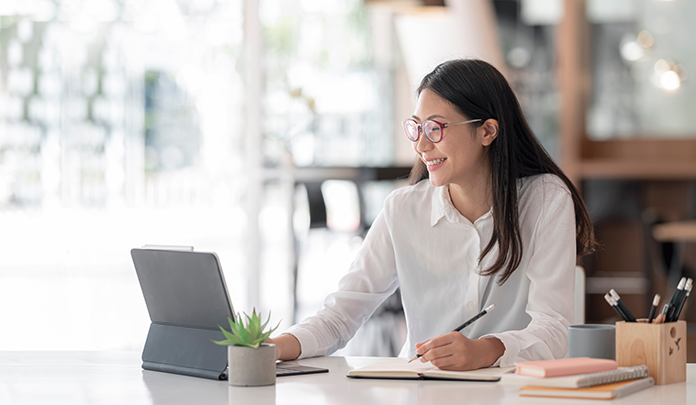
[414,133,433,153]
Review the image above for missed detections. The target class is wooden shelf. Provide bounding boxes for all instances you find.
[578,160,696,179]
[581,139,696,161]
[652,220,696,242]
[568,138,696,180]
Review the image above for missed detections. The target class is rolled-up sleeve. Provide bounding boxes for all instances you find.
[483,185,576,366]
[285,204,400,359]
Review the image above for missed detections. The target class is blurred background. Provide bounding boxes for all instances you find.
[1,0,695,360]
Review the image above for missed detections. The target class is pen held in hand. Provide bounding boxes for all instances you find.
[408,304,495,364]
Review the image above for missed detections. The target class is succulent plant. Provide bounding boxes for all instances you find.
[212,308,280,349]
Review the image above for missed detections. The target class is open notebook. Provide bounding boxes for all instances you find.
[347,358,515,381]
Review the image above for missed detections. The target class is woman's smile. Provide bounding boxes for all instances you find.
[424,157,447,170]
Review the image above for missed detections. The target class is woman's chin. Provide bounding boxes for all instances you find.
[428,176,446,187]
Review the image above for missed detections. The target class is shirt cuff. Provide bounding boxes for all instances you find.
[481,332,520,368]
[283,326,318,359]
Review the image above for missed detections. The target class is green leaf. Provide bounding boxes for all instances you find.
[250,336,265,346]
[218,325,235,341]
[228,316,243,336]
[212,309,282,347]
[236,322,251,343]
[268,320,281,335]
[260,311,271,332]
[248,312,260,339]
[212,338,242,346]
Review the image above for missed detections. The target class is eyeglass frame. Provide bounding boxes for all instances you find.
[402,118,483,143]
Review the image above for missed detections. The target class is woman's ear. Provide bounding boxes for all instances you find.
[480,119,498,146]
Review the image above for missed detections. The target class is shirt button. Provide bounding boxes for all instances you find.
[467,301,475,309]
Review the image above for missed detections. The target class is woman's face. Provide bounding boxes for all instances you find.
[411,89,490,188]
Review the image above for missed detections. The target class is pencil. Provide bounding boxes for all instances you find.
[655,304,670,324]
[408,304,495,363]
[648,294,661,323]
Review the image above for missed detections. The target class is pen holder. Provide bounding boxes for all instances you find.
[615,320,686,385]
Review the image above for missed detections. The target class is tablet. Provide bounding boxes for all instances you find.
[131,247,328,380]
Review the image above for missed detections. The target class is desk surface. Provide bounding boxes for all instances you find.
[0,352,693,405]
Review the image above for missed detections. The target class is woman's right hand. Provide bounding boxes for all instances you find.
[264,333,301,361]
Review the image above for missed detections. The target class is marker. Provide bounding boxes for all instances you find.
[648,294,661,323]
[604,293,629,322]
[408,304,495,363]
[673,279,692,321]
[610,289,636,322]
[666,278,686,322]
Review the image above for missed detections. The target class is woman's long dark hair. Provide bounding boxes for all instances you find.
[410,59,596,284]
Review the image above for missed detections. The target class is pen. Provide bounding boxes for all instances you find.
[408,304,495,363]
[609,289,636,322]
[665,278,686,322]
[673,278,692,322]
[604,293,629,322]
[648,294,661,323]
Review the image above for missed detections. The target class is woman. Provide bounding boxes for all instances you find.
[268,59,596,371]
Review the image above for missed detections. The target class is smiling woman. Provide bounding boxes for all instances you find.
[408,59,597,285]
[267,59,598,372]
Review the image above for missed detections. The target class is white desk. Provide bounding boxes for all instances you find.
[0,352,693,404]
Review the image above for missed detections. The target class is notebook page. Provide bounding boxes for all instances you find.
[348,358,436,375]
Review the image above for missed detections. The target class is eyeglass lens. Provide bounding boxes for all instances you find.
[403,120,443,142]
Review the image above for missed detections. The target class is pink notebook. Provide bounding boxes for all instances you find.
[515,358,618,378]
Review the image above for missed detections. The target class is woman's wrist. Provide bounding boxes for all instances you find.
[477,337,505,368]
[275,333,301,361]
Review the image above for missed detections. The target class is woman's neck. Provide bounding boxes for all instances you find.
[447,175,492,224]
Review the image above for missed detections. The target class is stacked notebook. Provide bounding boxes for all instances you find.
[501,358,654,400]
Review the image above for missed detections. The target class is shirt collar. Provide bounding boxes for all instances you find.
[430,186,447,227]
[430,185,493,227]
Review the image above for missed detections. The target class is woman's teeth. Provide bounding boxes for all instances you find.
[426,158,446,166]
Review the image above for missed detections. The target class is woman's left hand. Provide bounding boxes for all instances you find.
[415,333,505,371]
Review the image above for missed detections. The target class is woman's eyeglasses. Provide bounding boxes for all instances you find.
[402,118,482,143]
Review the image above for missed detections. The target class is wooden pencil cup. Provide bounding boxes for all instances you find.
[615,320,686,385]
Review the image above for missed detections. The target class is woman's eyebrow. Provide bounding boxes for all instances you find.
[411,114,446,121]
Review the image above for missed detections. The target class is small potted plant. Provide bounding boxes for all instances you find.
[213,309,280,386]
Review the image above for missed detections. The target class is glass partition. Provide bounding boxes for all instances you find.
[0,0,246,350]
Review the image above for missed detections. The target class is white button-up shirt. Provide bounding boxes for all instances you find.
[286,174,576,367]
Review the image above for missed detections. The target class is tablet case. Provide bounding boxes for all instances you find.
[131,248,235,380]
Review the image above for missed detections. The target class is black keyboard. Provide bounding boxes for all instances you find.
[276,364,329,377]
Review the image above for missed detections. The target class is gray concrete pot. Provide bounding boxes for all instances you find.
[227,343,276,386]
